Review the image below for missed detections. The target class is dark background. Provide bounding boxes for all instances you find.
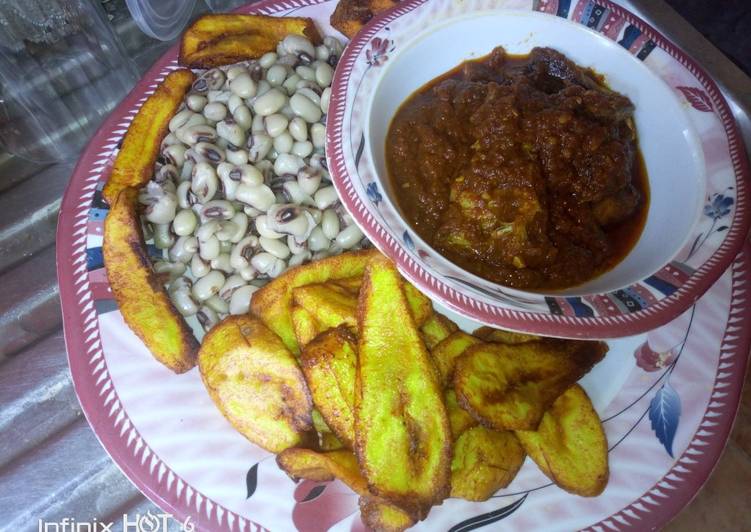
[666,0,751,74]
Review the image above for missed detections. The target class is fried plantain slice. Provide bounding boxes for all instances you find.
[421,312,459,350]
[355,254,451,518]
[515,384,609,497]
[103,70,194,205]
[473,326,540,345]
[198,315,313,453]
[293,278,432,331]
[431,331,483,387]
[251,248,380,353]
[330,0,400,39]
[403,282,433,327]
[359,496,416,532]
[179,14,321,68]
[291,304,323,349]
[450,426,526,502]
[331,275,363,295]
[293,283,358,329]
[445,390,478,440]
[319,431,346,451]
[276,448,415,529]
[454,340,607,431]
[103,187,198,373]
[300,326,358,448]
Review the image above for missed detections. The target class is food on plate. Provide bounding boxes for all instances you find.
[293,282,359,329]
[127,29,363,336]
[355,254,451,518]
[386,46,649,289]
[359,497,417,532]
[103,187,199,373]
[198,315,313,453]
[251,249,379,352]
[103,69,194,204]
[431,330,482,386]
[291,304,323,348]
[420,312,459,349]
[515,384,609,496]
[179,14,322,68]
[445,389,478,439]
[300,326,358,447]
[330,0,400,39]
[453,338,607,430]
[450,426,526,501]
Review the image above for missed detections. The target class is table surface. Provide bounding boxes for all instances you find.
[0,1,749,531]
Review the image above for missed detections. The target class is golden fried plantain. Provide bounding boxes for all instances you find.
[445,389,478,439]
[103,70,194,205]
[331,275,363,295]
[330,0,400,39]
[179,14,321,68]
[421,312,459,349]
[251,248,379,353]
[454,340,607,431]
[198,315,313,453]
[103,187,198,373]
[276,448,415,529]
[300,326,358,448]
[473,326,540,345]
[319,431,346,451]
[293,283,358,329]
[291,304,323,349]
[450,426,526,501]
[359,497,416,532]
[403,283,433,327]
[355,254,451,518]
[515,384,609,496]
[432,331,482,387]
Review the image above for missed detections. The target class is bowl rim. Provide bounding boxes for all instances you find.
[327,0,751,338]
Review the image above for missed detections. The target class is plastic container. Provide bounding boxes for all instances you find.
[125,0,197,41]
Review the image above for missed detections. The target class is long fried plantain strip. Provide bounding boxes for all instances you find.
[454,339,607,431]
[198,315,313,453]
[103,187,198,373]
[355,254,451,518]
[103,69,194,205]
[300,326,358,448]
[179,14,321,68]
[251,248,379,353]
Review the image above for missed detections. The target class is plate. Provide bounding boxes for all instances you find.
[327,0,751,338]
[56,0,751,530]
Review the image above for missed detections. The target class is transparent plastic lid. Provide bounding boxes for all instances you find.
[125,0,198,41]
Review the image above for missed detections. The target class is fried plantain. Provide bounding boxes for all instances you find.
[251,248,379,353]
[403,282,433,327]
[453,339,607,431]
[331,275,363,295]
[103,70,194,205]
[179,14,321,68]
[431,331,482,387]
[355,254,451,518]
[103,187,198,373]
[515,384,609,496]
[293,282,358,329]
[450,426,526,501]
[473,326,540,345]
[421,312,459,349]
[291,304,323,349]
[300,326,358,448]
[198,315,313,453]
[330,0,400,39]
[445,389,478,439]
[359,496,416,532]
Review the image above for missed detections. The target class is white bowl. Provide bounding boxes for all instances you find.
[327,0,750,338]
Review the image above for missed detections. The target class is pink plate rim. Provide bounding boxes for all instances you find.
[55,0,751,530]
[326,0,751,339]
